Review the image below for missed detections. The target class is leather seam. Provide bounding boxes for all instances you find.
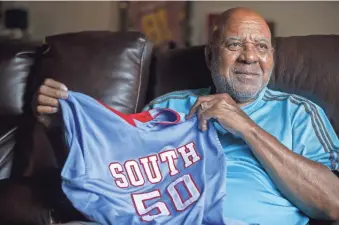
[0,127,18,143]
[135,38,147,113]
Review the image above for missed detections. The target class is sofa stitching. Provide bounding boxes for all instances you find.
[135,37,146,113]
[0,127,18,143]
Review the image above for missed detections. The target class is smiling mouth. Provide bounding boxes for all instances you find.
[234,71,260,76]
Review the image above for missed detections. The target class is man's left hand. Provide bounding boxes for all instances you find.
[186,93,256,136]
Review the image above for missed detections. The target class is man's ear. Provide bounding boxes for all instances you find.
[204,45,212,71]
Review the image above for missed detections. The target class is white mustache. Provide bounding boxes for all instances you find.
[232,66,262,76]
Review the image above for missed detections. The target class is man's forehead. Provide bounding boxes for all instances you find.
[210,9,272,44]
[223,18,270,37]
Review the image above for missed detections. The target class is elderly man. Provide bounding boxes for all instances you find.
[35,7,339,225]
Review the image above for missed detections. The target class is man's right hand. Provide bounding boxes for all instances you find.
[33,78,68,127]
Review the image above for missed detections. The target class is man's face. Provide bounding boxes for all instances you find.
[210,14,274,103]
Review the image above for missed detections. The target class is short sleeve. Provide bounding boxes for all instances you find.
[292,103,339,171]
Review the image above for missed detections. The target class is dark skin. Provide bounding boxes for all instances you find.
[34,7,339,222]
[187,8,339,220]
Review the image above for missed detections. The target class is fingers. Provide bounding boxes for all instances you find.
[37,95,59,114]
[199,117,208,132]
[36,95,60,114]
[196,99,217,119]
[197,99,219,131]
[201,99,219,112]
[34,78,68,115]
[187,96,215,119]
[37,105,58,114]
[187,94,231,132]
[37,95,59,107]
[38,84,68,99]
[44,78,68,91]
[187,99,200,119]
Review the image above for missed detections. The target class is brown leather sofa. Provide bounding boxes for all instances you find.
[0,31,338,225]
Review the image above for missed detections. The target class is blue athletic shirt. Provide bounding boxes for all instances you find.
[60,91,247,225]
[143,86,339,225]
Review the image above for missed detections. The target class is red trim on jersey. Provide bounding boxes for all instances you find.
[98,101,154,127]
[152,108,181,125]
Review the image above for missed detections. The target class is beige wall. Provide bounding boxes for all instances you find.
[3,1,119,41]
[191,1,339,45]
[3,2,339,45]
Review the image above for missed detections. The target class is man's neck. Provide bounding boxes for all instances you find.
[237,100,255,107]
[211,85,257,107]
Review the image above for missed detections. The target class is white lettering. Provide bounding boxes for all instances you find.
[109,163,129,188]
[110,141,201,189]
[140,155,162,184]
[177,142,201,168]
[125,160,145,186]
[159,150,179,176]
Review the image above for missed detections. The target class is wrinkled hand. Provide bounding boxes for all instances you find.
[32,78,68,127]
[186,93,255,136]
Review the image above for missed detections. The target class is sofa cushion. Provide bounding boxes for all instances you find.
[32,31,153,114]
[272,35,339,135]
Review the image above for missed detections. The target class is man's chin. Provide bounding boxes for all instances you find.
[232,94,257,104]
[213,78,266,102]
[231,87,263,103]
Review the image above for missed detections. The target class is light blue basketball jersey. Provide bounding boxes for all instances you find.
[59,91,247,225]
[143,86,339,225]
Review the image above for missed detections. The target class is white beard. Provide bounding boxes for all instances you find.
[210,61,270,102]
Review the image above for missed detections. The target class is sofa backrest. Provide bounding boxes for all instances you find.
[33,31,153,114]
[272,35,339,135]
[147,45,212,102]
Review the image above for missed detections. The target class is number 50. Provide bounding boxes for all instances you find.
[131,174,201,222]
